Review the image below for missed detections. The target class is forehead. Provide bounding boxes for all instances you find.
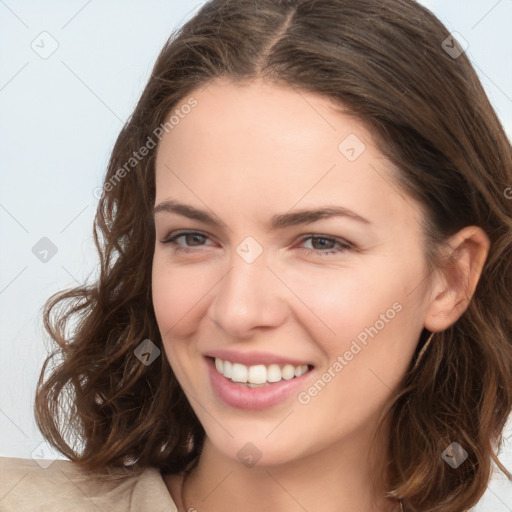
[154,78,424,233]
[160,77,366,165]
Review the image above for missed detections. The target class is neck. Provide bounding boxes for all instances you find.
[180,418,399,512]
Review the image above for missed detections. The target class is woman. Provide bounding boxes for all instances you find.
[1,0,511,511]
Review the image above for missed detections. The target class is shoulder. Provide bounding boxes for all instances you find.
[0,456,178,512]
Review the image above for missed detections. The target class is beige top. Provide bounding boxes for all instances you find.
[0,456,178,511]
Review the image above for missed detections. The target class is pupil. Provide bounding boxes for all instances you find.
[314,237,331,249]
[188,234,204,246]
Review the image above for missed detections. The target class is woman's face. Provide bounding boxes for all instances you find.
[152,77,434,466]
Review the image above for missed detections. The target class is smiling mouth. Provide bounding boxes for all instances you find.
[210,357,314,387]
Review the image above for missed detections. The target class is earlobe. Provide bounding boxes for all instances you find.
[423,226,490,333]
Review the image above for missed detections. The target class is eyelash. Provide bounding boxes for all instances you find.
[160,230,352,256]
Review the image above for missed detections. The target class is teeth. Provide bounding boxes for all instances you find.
[231,363,248,383]
[267,364,281,383]
[248,364,267,384]
[213,358,309,385]
[281,364,295,380]
[295,365,307,377]
[223,360,233,379]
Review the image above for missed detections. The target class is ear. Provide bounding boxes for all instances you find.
[423,226,490,333]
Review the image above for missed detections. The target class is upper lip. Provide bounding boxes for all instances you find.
[204,349,312,367]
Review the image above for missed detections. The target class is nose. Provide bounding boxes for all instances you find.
[208,244,288,338]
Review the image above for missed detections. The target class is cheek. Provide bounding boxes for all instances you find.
[287,258,425,384]
[151,255,214,384]
[291,280,418,442]
[151,254,213,337]
[285,263,404,341]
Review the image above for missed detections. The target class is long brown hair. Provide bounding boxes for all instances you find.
[35,0,512,510]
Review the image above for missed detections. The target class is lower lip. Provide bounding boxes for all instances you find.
[206,357,313,410]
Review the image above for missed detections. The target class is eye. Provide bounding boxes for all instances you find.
[160,230,214,254]
[161,230,353,256]
[296,234,352,256]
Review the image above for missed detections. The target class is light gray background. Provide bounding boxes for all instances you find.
[1,1,511,510]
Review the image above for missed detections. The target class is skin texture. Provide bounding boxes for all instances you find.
[152,78,490,512]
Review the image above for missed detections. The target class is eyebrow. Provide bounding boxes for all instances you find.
[153,200,371,230]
